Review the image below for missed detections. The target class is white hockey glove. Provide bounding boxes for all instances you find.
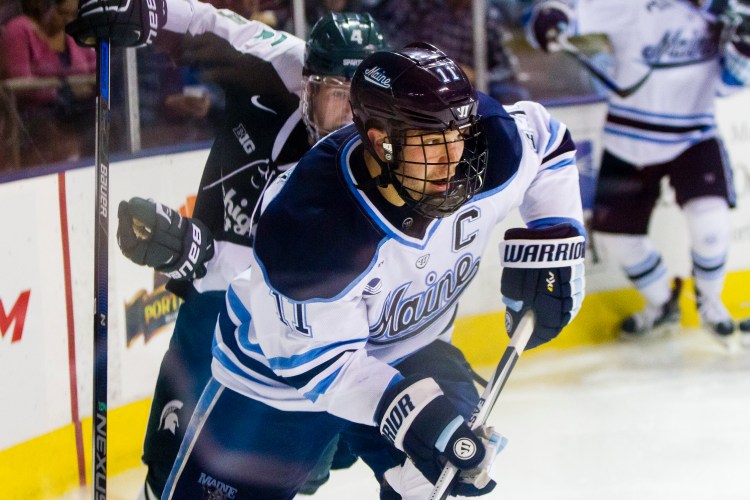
[117,197,214,281]
[66,0,167,48]
[382,427,507,499]
[375,376,498,497]
[500,223,586,350]
[525,0,575,53]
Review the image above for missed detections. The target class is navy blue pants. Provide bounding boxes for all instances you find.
[142,291,224,496]
[163,340,480,499]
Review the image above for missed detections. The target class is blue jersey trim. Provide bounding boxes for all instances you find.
[471,169,519,202]
[267,337,368,371]
[236,321,264,357]
[303,367,343,402]
[608,104,714,121]
[527,217,586,238]
[227,285,251,324]
[603,126,714,144]
[544,157,576,171]
[544,117,562,155]
[213,346,280,387]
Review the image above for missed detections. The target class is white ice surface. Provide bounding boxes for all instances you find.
[58,328,750,500]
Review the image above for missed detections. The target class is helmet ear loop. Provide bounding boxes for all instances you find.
[383,140,394,162]
[368,136,398,189]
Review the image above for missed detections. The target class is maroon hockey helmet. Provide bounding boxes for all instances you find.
[350,42,487,218]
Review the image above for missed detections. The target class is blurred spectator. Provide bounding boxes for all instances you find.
[0,86,20,171]
[131,37,222,150]
[0,0,96,166]
[0,0,20,24]
[492,0,534,27]
[206,0,281,26]
[279,0,358,34]
[305,0,351,23]
[370,0,526,103]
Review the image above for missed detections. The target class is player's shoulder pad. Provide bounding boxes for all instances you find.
[254,132,385,302]
[476,92,524,191]
[504,100,575,168]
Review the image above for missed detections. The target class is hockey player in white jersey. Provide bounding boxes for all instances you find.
[161,43,586,499]
[528,0,750,343]
[67,2,387,497]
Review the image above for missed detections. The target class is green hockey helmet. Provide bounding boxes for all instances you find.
[302,12,388,142]
[304,12,388,78]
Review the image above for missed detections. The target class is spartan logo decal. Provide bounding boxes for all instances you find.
[158,399,183,435]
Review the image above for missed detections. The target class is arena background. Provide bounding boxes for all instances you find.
[2,68,750,500]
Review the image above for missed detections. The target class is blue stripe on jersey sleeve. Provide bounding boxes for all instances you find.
[227,285,251,324]
[267,337,368,371]
[527,217,586,239]
[213,346,281,387]
[544,156,576,171]
[542,128,575,165]
[608,103,714,121]
[544,118,562,155]
[302,367,343,402]
[385,372,405,389]
[603,126,713,144]
[283,350,354,389]
[236,321,264,356]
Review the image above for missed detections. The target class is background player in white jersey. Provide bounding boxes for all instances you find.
[67,2,386,497]
[162,43,586,499]
[528,0,750,343]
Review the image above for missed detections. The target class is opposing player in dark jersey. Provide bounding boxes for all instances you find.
[528,0,750,345]
[162,43,586,499]
[67,2,387,497]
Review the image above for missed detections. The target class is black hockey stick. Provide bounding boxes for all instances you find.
[429,310,536,500]
[92,37,111,499]
[557,38,652,99]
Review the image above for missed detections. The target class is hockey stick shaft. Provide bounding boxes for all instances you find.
[92,38,110,500]
[429,310,536,500]
[557,38,651,98]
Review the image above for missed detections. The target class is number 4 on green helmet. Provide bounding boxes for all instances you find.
[301,12,389,142]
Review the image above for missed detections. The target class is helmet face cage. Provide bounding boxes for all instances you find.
[302,75,353,142]
[385,120,487,218]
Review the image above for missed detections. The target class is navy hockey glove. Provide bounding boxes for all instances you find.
[500,223,585,349]
[65,0,166,48]
[526,0,574,53]
[376,376,496,497]
[117,197,214,280]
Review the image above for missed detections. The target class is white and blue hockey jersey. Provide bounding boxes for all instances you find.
[210,94,584,426]
[572,0,743,165]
